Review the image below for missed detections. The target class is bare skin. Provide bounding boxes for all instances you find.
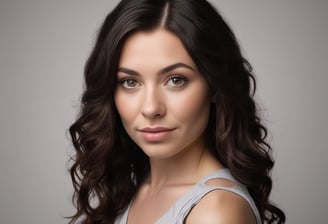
[114,29,256,224]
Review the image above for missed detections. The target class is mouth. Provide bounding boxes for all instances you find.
[138,127,176,142]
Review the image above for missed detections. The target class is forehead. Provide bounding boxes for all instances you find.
[119,29,197,69]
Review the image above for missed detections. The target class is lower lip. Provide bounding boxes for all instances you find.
[140,130,173,142]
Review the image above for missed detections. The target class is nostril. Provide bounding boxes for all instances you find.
[141,101,166,119]
[141,107,165,119]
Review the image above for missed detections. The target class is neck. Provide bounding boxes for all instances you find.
[146,143,223,190]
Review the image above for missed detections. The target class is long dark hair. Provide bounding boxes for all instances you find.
[69,0,286,223]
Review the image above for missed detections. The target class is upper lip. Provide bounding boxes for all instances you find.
[139,127,175,133]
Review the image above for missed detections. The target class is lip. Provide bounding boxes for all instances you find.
[138,127,175,142]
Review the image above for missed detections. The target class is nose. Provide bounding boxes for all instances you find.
[141,87,166,119]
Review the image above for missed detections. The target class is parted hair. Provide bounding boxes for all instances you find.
[69,0,286,223]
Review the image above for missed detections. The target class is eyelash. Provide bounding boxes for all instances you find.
[117,74,188,89]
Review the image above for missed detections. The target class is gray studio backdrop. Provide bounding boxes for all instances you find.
[1,0,327,223]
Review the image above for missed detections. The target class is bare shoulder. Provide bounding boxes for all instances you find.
[185,189,257,224]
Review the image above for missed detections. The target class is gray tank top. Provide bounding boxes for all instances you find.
[114,168,262,224]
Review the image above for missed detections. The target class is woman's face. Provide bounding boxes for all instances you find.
[114,29,211,160]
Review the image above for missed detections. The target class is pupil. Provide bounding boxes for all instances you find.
[173,78,181,85]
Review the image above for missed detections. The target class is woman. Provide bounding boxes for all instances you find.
[69,0,285,223]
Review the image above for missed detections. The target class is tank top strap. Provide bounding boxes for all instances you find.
[158,169,262,224]
[199,168,239,185]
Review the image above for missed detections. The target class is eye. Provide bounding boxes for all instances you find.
[166,75,187,87]
[120,79,140,89]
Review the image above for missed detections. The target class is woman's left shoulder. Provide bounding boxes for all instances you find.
[185,189,256,224]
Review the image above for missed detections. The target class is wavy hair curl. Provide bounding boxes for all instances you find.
[69,0,286,223]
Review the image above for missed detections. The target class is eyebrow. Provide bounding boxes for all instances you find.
[117,62,195,76]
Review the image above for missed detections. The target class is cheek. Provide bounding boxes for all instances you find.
[114,93,138,127]
[169,87,211,124]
